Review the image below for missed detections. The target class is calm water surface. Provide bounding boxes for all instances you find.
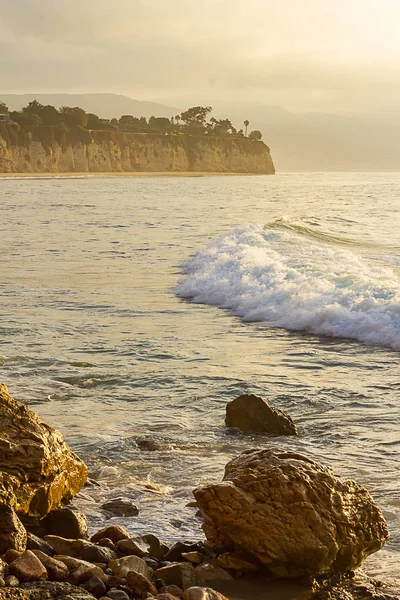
[0,173,399,580]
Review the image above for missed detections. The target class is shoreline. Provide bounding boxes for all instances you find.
[0,171,268,179]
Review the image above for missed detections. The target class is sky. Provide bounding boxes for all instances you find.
[1,0,400,115]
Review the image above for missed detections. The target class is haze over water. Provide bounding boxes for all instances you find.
[0,173,399,581]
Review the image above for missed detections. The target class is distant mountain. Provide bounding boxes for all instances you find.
[1,93,179,120]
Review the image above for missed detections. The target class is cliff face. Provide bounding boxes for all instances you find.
[0,132,275,174]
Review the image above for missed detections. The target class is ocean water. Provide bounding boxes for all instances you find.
[0,172,399,581]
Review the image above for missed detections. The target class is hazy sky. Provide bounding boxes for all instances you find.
[1,0,400,114]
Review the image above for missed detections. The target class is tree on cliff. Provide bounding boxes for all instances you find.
[0,101,8,113]
[60,106,88,128]
[244,120,249,137]
[209,117,236,136]
[180,106,212,134]
[248,130,262,141]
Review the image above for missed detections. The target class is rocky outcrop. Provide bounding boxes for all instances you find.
[194,448,388,579]
[225,394,297,435]
[0,384,88,518]
[0,132,275,174]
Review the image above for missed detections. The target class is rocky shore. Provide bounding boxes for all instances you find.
[0,385,398,600]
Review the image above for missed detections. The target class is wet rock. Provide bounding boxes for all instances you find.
[100,498,139,517]
[43,535,92,557]
[85,575,107,598]
[159,585,184,599]
[4,575,19,587]
[109,555,153,580]
[184,588,230,600]
[137,438,170,452]
[91,525,130,544]
[155,563,198,590]
[195,564,233,584]
[0,505,27,554]
[164,543,203,563]
[194,448,389,579]
[20,580,97,599]
[225,394,297,435]
[0,384,87,518]
[142,534,169,560]
[9,550,48,582]
[126,570,157,596]
[31,550,69,581]
[81,544,118,564]
[106,590,130,600]
[41,507,88,540]
[181,552,203,565]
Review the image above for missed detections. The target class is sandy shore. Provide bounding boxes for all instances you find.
[0,171,264,179]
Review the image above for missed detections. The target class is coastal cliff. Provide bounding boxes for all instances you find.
[0,130,275,174]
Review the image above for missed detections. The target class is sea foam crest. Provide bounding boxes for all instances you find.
[175,224,400,350]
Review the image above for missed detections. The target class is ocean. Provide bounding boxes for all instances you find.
[0,172,399,581]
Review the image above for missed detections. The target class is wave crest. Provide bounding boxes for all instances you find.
[175,224,400,351]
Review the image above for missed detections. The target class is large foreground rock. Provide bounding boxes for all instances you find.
[0,384,88,518]
[194,448,388,579]
[225,394,297,435]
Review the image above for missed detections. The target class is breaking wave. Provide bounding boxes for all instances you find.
[175,223,400,350]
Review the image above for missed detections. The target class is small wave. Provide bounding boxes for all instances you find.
[175,224,400,351]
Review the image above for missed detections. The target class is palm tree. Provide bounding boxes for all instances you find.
[244,120,249,137]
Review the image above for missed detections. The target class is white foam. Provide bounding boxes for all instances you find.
[175,224,400,351]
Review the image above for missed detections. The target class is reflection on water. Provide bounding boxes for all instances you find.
[0,173,399,580]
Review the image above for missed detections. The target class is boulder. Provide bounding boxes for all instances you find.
[26,533,54,556]
[20,581,98,599]
[164,542,202,563]
[85,575,107,598]
[91,525,130,544]
[100,497,139,517]
[0,384,87,518]
[9,550,48,582]
[43,535,92,557]
[31,550,69,581]
[81,544,118,563]
[0,505,27,554]
[116,537,150,558]
[109,555,153,580]
[155,563,198,590]
[184,588,230,600]
[195,564,233,584]
[126,570,157,595]
[194,448,388,579]
[41,507,88,539]
[225,394,297,435]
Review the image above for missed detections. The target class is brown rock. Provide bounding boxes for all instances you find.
[4,575,20,587]
[20,580,98,599]
[225,394,297,435]
[31,550,69,581]
[155,563,198,590]
[194,448,389,579]
[159,585,184,598]
[81,544,118,563]
[26,533,54,556]
[217,553,258,571]
[117,537,150,557]
[181,552,203,565]
[54,556,107,582]
[9,550,48,582]
[0,384,88,518]
[91,525,130,544]
[85,575,107,598]
[109,555,153,580]
[156,594,180,600]
[0,505,27,554]
[100,497,139,517]
[184,588,229,600]
[126,570,157,595]
[43,535,92,557]
[4,549,23,564]
[195,564,233,584]
[41,507,88,540]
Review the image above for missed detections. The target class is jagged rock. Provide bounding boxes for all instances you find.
[9,550,48,582]
[195,564,233,584]
[184,588,230,600]
[91,525,130,544]
[0,505,27,554]
[26,533,54,557]
[155,563,198,590]
[20,581,98,599]
[225,394,297,435]
[81,544,118,564]
[194,448,389,579]
[0,384,88,518]
[109,555,153,580]
[41,507,88,540]
[43,535,92,557]
[31,550,69,581]
[141,534,169,560]
[126,570,157,596]
[164,543,202,563]
[100,498,139,517]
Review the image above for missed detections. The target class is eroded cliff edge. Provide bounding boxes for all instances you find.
[0,131,275,174]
